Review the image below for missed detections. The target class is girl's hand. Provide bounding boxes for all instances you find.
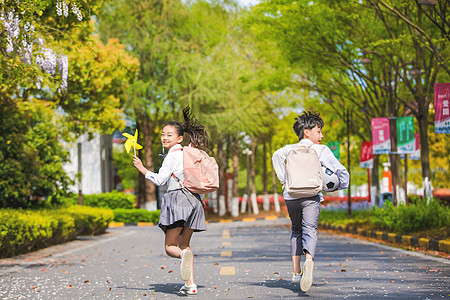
[133,155,147,175]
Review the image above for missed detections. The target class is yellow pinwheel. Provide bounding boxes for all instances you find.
[123,129,143,155]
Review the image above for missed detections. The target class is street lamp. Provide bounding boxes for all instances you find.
[360,57,372,64]
[419,0,437,9]
[242,148,253,215]
[408,68,421,78]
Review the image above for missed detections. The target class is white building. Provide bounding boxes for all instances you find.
[63,133,114,195]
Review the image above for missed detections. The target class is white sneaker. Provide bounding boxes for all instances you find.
[179,283,197,295]
[180,249,192,281]
[300,259,314,292]
[292,272,302,283]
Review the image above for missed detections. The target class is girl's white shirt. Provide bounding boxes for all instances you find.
[144,143,184,191]
[272,139,350,201]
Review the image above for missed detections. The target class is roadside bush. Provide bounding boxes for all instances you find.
[113,209,160,223]
[0,206,113,258]
[371,198,450,234]
[319,209,373,227]
[77,191,135,209]
[63,206,114,235]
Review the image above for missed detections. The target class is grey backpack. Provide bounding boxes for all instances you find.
[285,144,323,198]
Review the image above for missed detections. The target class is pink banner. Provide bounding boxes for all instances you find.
[371,118,390,154]
[360,141,373,168]
[434,83,450,134]
[409,133,420,160]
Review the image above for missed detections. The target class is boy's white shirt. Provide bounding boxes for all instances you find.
[272,139,350,201]
[144,144,184,191]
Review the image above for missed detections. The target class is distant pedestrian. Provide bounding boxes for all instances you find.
[133,106,209,295]
[272,111,349,292]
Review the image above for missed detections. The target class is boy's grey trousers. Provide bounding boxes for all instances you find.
[285,195,320,258]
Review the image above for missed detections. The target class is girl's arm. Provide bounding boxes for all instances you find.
[133,154,175,186]
[133,155,148,176]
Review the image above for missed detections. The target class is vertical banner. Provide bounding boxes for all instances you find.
[434,83,450,134]
[396,116,415,153]
[327,141,340,160]
[371,118,390,154]
[360,141,373,168]
[409,133,421,160]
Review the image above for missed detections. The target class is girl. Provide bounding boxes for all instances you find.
[132,106,208,295]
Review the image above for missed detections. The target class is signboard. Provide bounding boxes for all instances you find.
[327,141,340,160]
[396,116,415,153]
[409,133,421,160]
[434,83,450,134]
[371,118,390,154]
[360,141,373,168]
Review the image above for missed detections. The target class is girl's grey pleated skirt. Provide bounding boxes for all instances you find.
[158,188,206,233]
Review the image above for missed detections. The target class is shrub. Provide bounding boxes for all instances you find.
[63,206,114,235]
[371,198,450,234]
[113,209,160,223]
[0,206,113,258]
[319,209,373,227]
[77,191,135,209]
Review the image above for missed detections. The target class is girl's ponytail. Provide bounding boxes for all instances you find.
[182,106,208,149]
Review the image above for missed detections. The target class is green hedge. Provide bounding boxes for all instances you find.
[320,198,450,236]
[113,209,160,223]
[0,206,113,258]
[372,198,450,234]
[77,191,135,209]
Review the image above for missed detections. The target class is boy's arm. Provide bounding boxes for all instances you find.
[272,146,288,185]
[320,146,349,189]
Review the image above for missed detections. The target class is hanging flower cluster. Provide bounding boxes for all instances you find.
[1,9,69,91]
[56,0,83,21]
[1,9,21,54]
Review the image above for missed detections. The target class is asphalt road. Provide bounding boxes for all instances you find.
[0,218,448,299]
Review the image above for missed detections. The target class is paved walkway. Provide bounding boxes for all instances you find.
[0,218,448,299]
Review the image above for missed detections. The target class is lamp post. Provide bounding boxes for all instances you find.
[242,148,253,215]
[361,49,399,206]
[419,0,437,9]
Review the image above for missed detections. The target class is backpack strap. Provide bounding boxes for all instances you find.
[170,146,183,185]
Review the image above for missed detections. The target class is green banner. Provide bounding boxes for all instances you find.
[327,141,340,160]
[396,116,415,154]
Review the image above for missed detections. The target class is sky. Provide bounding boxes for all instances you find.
[238,0,260,8]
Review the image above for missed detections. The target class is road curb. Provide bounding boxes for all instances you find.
[108,215,289,228]
[205,215,289,224]
[319,222,450,254]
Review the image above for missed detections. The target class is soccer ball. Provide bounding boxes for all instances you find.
[322,166,340,192]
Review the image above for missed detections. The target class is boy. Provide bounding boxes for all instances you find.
[272,111,349,292]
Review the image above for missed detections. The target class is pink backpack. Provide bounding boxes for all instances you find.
[172,146,219,194]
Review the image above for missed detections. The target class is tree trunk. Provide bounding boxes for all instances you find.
[217,138,226,216]
[250,138,259,215]
[417,110,431,196]
[269,136,281,212]
[262,137,269,211]
[372,155,380,206]
[232,138,240,217]
[141,115,157,210]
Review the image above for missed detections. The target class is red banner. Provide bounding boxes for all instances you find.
[371,118,390,154]
[434,83,450,134]
[360,141,373,168]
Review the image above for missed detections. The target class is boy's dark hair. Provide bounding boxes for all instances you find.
[293,111,324,140]
[164,106,209,149]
